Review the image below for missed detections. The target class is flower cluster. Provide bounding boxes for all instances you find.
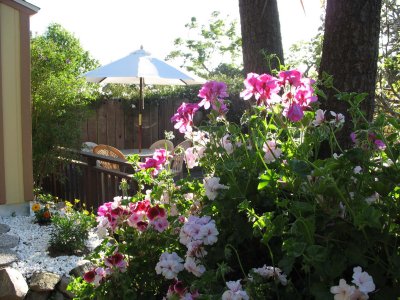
[31,202,52,224]
[350,130,386,151]
[96,196,169,235]
[240,69,317,122]
[330,266,375,300]
[139,148,171,176]
[171,80,230,134]
[83,251,127,286]
[251,265,288,286]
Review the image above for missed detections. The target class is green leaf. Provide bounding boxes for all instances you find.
[288,159,311,177]
[354,206,382,230]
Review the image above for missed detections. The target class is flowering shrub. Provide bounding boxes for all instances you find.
[31,201,52,224]
[69,70,400,299]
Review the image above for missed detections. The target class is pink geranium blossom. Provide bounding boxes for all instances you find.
[278,69,302,87]
[171,102,200,133]
[105,252,127,273]
[139,149,171,176]
[198,81,228,110]
[263,141,282,163]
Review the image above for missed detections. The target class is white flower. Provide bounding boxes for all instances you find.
[312,109,326,126]
[198,220,219,245]
[364,192,379,205]
[353,166,362,174]
[221,134,234,154]
[263,141,282,163]
[333,153,343,159]
[330,111,345,127]
[185,147,200,169]
[155,252,184,279]
[251,265,288,285]
[330,279,356,300]
[184,257,206,277]
[203,176,229,200]
[352,266,375,294]
[222,280,249,300]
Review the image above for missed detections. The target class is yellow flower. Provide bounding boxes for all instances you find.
[31,203,41,212]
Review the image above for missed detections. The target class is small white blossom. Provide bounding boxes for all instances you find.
[330,111,345,127]
[203,176,229,200]
[364,192,379,205]
[330,279,356,300]
[353,166,362,174]
[263,140,282,163]
[155,252,184,279]
[312,109,326,126]
[352,266,375,294]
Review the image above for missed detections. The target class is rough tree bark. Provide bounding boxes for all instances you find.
[239,0,284,75]
[319,0,382,150]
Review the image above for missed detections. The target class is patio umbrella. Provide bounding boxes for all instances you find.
[83,46,206,151]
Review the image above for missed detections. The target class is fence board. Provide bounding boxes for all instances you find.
[115,100,125,149]
[106,101,117,147]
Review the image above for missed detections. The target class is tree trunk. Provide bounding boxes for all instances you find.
[239,0,284,75]
[319,0,382,150]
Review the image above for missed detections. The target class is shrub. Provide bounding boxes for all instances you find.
[69,70,400,299]
[48,200,96,256]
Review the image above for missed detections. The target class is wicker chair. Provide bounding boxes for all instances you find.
[149,139,174,152]
[170,140,192,179]
[93,144,126,170]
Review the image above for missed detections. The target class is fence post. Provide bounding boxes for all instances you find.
[86,155,98,209]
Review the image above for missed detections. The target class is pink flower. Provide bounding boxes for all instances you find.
[171,102,200,133]
[240,73,260,100]
[152,216,169,232]
[374,139,386,150]
[283,102,304,122]
[350,132,357,143]
[105,252,127,272]
[139,149,170,176]
[278,69,302,87]
[155,252,184,279]
[167,280,187,298]
[146,205,166,220]
[329,111,345,127]
[198,81,228,110]
[83,267,106,286]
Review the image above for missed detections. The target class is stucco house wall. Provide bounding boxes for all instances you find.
[0,0,38,214]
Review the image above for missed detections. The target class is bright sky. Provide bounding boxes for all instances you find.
[29,0,324,66]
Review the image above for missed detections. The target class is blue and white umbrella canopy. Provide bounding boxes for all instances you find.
[83,47,206,86]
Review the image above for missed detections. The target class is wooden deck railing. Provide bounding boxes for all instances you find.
[41,148,138,210]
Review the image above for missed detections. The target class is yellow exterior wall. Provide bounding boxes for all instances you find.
[0,3,24,204]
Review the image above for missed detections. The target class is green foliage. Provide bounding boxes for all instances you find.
[31,23,100,185]
[48,200,96,255]
[166,11,242,78]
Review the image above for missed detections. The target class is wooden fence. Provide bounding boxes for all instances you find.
[80,98,192,149]
[42,149,138,210]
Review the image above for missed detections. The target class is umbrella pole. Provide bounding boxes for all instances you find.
[138,77,144,152]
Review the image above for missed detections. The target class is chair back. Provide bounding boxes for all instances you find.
[170,140,192,178]
[93,144,126,170]
[149,139,174,152]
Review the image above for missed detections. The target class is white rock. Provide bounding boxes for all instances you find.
[0,216,101,280]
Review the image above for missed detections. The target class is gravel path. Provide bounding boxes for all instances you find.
[0,215,101,280]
